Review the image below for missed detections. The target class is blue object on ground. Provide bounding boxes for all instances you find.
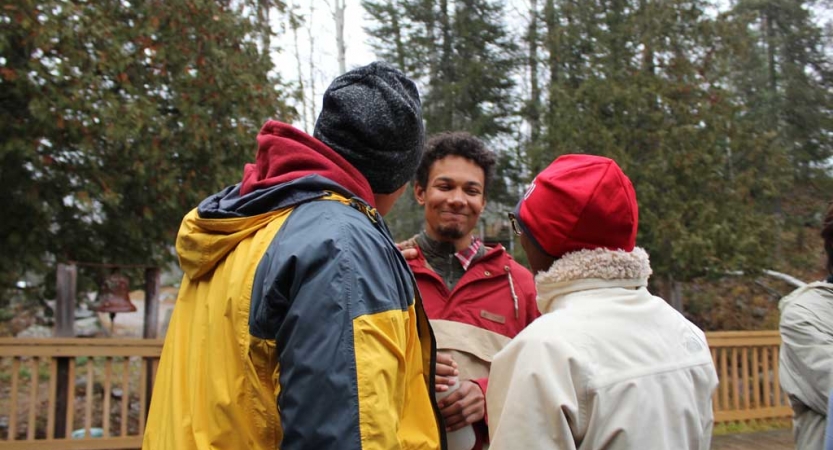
[71,427,104,439]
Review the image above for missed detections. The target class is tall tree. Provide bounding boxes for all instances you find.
[364,0,521,240]
[361,0,414,73]
[307,2,318,126]
[325,0,348,74]
[530,0,791,309]
[364,0,518,138]
[0,0,294,295]
[289,3,310,130]
[726,0,833,266]
[525,0,542,149]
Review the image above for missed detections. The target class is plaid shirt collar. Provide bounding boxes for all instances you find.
[454,237,483,271]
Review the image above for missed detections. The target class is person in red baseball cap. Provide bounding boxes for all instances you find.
[486,154,719,450]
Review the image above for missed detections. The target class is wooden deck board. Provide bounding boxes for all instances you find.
[711,429,793,450]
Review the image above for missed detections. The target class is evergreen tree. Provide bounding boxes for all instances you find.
[364,0,520,240]
[363,0,518,138]
[0,0,294,294]
[529,0,789,305]
[725,0,833,267]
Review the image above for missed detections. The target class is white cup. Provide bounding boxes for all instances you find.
[436,376,477,450]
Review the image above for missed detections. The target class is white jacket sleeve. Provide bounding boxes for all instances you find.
[486,333,585,450]
[780,301,833,414]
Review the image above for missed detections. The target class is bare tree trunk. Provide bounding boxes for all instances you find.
[258,0,272,56]
[390,0,407,70]
[425,0,438,73]
[670,278,683,313]
[289,5,309,130]
[657,275,685,312]
[307,3,317,122]
[334,0,347,73]
[542,0,558,174]
[439,0,454,129]
[763,10,783,264]
[527,0,541,145]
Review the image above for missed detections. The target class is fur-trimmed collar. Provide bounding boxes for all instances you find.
[536,247,653,286]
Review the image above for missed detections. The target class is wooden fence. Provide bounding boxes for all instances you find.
[707,330,793,423]
[0,331,792,448]
[0,338,163,449]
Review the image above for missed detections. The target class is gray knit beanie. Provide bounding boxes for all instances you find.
[313,62,424,194]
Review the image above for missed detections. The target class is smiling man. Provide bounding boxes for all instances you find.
[406,132,539,450]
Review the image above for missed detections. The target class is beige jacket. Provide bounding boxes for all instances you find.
[779,281,833,450]
[487,247,718,450]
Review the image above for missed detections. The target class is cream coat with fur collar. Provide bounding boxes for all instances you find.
[487,247,718,450]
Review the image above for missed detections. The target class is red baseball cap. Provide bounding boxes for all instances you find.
[515,154,638,258]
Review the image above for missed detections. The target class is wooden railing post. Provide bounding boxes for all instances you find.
[54,263,77,438]
[143,267,161,423]
[143,268,160,340]
[55,263,76,337]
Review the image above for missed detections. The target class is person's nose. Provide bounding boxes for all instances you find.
[447,189,465,207]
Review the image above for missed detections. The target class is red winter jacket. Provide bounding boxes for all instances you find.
[410,244,538,337]
[409,244,538,450]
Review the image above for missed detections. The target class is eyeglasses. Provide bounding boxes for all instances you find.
[508,212,522,236]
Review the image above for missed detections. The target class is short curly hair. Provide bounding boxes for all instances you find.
[415,132,497,196]
[822,201,833,276]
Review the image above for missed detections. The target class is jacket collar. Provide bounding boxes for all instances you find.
[536,247,653,314]
[410,243,508,270]
[240,120,375,206]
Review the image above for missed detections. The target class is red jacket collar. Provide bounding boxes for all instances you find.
[240,120,375,206]
[408,243,508,273]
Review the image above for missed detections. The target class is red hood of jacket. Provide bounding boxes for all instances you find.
[240,120,375,206]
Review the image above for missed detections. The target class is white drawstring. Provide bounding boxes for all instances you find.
[507,267,519,319]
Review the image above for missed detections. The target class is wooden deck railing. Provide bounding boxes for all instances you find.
[0,338,163,449]
[707,330,793,423]
[0,331,791,448]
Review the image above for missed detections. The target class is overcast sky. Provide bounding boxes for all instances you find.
[270,0,535,131]
[273,0,831,132]
[271,1,378,132]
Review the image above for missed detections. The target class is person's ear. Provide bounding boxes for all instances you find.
[414,183,426,206]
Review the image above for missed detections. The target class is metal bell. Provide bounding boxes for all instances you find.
[95,271,137,314]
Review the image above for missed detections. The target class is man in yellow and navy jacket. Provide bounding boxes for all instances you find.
[144,62,445,450]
